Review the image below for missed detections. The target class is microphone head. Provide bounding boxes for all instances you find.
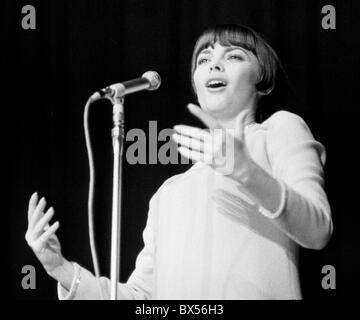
[142,71,161,91]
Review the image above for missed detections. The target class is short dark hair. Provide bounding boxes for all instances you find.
[191,24,290,122]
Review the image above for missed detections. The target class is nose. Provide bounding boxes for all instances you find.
[210,61,224,72]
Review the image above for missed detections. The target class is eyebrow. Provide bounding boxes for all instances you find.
[198,46,250,58]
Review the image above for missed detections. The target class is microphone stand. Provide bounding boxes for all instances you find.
[91,72,159,300]
[108,93,125,300]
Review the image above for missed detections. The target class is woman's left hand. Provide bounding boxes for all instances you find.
[172,103,256,179]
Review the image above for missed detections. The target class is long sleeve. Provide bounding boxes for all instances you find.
[58,195,157,300]
[265,111,333,249]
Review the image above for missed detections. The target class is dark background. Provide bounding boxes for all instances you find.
[6,0,359,300]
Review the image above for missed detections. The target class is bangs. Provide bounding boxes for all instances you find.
[193,26,258,64]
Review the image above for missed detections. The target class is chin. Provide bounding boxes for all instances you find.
[202,101,229,115]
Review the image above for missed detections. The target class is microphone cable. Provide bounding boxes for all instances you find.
[83,93,105,300]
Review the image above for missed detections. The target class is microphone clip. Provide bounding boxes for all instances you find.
[98,86,125,105]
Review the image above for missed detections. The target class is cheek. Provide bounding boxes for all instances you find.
[249,61,261,85]
[193,71,205,98]
[233,66,259,89]
[193,71,201,91]
[251,67,260,85]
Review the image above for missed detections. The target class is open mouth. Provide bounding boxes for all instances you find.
[206,79,227,89]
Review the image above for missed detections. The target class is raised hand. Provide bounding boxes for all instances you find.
[172,103,255,178]
[25,192,64,274]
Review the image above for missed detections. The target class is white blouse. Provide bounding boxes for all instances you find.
[58,110,333,300]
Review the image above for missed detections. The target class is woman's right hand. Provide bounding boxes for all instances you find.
[25,192,64,275]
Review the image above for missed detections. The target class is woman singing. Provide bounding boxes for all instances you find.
[25,24,333,299]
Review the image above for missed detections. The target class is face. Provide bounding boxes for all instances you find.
[193,42,260,119]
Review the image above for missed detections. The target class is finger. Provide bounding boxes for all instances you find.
[187,103,219,129]
[28,192,39,222]
[35,221,60,246]
[173,125,211,142]
[29,197,47,230]
[173,133,215,154]
[177,146,213,164]
[32,207,55,238]
[172,133,205,152]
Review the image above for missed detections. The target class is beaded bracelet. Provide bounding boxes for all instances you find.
[258,179,287,219]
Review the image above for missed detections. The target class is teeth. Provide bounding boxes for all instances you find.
[207,80,226,88]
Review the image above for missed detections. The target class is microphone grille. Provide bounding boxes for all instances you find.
[142,71,161,91]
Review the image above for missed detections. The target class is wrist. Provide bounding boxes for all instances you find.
[231,157,258,186]
[236,159,286,216]
[48,258,75,290]
[258,178,287,219]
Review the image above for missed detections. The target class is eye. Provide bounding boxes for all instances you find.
[228,54,244,61]
[197,57,210,65]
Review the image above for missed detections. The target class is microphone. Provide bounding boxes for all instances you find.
[96,71,161,100]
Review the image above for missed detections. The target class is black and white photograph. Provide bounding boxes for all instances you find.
[6,0,359,309]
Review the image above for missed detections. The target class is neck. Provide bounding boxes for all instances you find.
[217,107,256,131]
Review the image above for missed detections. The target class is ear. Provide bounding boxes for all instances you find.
[257,87,273,96]
[255,76,273,96]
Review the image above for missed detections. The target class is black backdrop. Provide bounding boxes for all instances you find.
[6,0,360,300]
